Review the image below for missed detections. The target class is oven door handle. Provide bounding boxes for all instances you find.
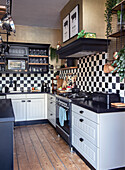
[56,103,69,110]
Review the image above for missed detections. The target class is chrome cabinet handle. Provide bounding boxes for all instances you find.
[22,100,25,102]
[80,110,84,114]
[79,119,84,122]
[27,100,31,102]
[79,138,84,142]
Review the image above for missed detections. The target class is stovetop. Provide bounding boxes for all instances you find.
[58,91,92,99]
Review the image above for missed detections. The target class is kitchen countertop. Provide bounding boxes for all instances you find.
[0,99,15,122]
[72,99,125,113]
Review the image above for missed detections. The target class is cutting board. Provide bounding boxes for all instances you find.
[111,103,125,107]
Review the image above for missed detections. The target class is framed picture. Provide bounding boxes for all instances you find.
[63,15,70,42]
[70,5,79,38]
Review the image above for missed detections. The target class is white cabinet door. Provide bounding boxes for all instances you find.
[27,99,45,120]
[11,99,26,122]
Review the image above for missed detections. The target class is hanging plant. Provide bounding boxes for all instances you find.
[104,0,117,37]
[111,46,125,82]
[50,47,58,63]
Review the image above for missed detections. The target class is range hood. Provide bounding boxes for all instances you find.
[56,38,110,59]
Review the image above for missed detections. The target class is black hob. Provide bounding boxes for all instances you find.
[58,91,92,100]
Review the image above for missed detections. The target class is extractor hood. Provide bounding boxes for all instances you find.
[56,38,110,59]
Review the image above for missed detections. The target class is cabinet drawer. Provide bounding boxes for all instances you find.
[72,129,98,169]
[48,100,56,113]
[72,104,98,123]
[48,110,56,127]
[26,94,45,99]
[72,112,99,147]
[7,94,27,99]
[48,94,56,102]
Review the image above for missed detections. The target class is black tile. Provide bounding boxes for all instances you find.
[99,82,102,87]
[96,55,99,60]
[105,83,108,88]
[99,60,102,65]
[99,71,102,76]
[112,83,116,89]
[94,71,96,76]
[116,77,120,83]
[94,61,96,66]
[108,77,112,82]
[102,77,105,82]
[87,57,89,62]
[120,84,124,90]
[96,77,99,82]
[102,53,105,59]
[87,77,89,81]
[97,66,99,71]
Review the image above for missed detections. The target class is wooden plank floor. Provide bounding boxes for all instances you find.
[14,124,90,170]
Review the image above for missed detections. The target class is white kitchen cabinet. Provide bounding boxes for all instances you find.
[11,99,26,122]
[27,98,45,120]
[47,94,56,127]
[72,103,125,170]
[7,94,45,122]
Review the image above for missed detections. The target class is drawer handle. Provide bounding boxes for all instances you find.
[79,138,84,142]
[22,100,25,102]
[50,114,53,116]
[79,110,84,114]
[79,119,84,122]
[50,97,53,99]
[27,100,31,102]
[50,102,53,104]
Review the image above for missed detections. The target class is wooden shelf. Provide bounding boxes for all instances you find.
[112,0,125,14]
[108,30,125,37]
[0,62,5,65]
[57,67,77,70]
[29,55,48,58]
[29,63,48,66]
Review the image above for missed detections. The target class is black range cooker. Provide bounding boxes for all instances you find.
[56,91,120,149]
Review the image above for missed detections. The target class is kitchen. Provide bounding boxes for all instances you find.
[0,0,125,170]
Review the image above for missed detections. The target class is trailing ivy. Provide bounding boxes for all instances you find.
[104,0,117,37]
[111,46,125,82]
[50,47,58,63]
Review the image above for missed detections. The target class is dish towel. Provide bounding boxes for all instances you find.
[59,106,67,127]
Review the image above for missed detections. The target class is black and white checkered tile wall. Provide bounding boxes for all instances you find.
[60,52,125,103]
[0,69,54,92]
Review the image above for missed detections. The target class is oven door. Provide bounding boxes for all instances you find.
[56,99,71,144]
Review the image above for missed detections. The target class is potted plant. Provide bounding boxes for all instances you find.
[50,47,58,63]
[104,0,117,37]
[111,46,125,82]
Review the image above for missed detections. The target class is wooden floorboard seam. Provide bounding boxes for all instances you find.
[41,127,79,170]
[32,126,56,169]
[33,126,66,170]
[38,126,68,169]
[14,133,20,170]
[25,126,43,170]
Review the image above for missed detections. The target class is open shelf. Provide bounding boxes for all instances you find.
[0,62,5,65]
[57,67,77,70]
[29,63,48,66]
[108,30,125,37]
[29,55,48,58]
[112,0,125,14]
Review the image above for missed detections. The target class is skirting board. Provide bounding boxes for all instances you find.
[14,119,48,126]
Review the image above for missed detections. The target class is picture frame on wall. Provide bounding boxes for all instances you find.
[70,5,79,38]
[63,15,70,42]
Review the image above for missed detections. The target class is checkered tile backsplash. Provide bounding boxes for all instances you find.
[60,52,125,103]
[0,69,54,92]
